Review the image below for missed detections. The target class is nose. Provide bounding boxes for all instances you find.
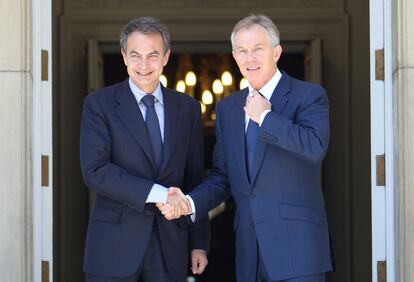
[140,57,148,69]
[246,50,256,62]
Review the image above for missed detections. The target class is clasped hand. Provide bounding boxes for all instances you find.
[244,89,271,123]
[156,187,191,220]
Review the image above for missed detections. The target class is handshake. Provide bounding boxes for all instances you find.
[156,187,192,220]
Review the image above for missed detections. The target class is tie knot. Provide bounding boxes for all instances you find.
[251,89,260,97]
[142,95,155,108]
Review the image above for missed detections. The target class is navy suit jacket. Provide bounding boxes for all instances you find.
[190,72,334,281]
[80,79,210,281]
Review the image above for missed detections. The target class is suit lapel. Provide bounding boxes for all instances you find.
[270,71,290,114]
[159,87,183,174]
[114,79,156,170]
[230,89,250,186]
[250,72,291,186]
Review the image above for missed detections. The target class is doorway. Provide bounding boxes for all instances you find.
[54,14,369,282]
[99,43,307,282]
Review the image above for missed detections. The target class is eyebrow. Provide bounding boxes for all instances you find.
[128,50,160,56]
[236,43,265,50]
[128,50,139,55]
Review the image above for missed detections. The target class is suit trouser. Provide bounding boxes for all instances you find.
[86,227,175,282]
[256,243,325,282]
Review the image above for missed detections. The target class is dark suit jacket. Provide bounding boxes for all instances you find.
[190,72,334,282]
[80,79,210,281]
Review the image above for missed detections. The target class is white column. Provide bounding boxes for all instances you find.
[0,0,32,281]
[395,0,414,280]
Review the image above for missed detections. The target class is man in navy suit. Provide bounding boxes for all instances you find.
[80,17,210,282]
[159,14,334,282]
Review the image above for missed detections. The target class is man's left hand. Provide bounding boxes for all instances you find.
[243,89,271,123]
[191,249,208,275]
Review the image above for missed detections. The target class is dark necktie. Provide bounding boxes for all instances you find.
[142,95,163,170]
[245,118,259,181]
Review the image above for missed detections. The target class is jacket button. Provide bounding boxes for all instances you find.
[145,210,153,216]
[250,193,256,200]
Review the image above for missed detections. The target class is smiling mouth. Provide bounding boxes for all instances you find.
[137,71,153,76]
[247,67,260,71]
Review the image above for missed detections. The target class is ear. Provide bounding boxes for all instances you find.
[232,50,242,67]
[121,49,128,66]
[163,49,171,66]
[273,45,283,63]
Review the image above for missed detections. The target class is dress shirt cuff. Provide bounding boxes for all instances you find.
[145,184,168,203]
[259,110,271,126]
[186,195,196,222]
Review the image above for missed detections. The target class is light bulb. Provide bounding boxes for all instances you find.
[221,71,233,86]
[212,79,224,94]
[185,71,197,86]
[239,78,249,90]
[159,74,167,87]
[202,90,213,105]
[200,102,206,114]
[176,80,186,93]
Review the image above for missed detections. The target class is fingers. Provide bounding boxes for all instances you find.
[168,193,188,217]
[156,187,191,220]
[244,90,271,123]
[169,187,191,214]
[167,186,180,195]
[156,202,174,220]
[191,249,208,275]
[245,95,252,105]
[191,257,200,275]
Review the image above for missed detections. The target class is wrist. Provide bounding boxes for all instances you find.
[259,109,271,126]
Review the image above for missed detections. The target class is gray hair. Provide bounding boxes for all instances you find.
[230,14,280,50]
[120,16,170,54]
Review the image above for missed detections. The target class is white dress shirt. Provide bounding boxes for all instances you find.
[128,78,168,204]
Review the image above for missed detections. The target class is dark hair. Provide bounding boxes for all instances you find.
[120,16,170,54]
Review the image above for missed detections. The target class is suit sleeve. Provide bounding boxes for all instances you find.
[183,104,211,252]
[80,94,153,213]
[189,101,232,220]
[259,85,330,163]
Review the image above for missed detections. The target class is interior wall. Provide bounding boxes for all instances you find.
[347,0,372,280]
[53,1,371,281]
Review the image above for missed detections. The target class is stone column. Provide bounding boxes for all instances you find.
[395,0,414,280]
[0,0,32,281]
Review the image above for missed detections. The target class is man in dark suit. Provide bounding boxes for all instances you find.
[80,16,210,282]
[159,14,334,282]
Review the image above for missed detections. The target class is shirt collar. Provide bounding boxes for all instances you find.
[247,68,282,100]
[128,78,164,106]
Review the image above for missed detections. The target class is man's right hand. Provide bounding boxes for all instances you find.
[156,187,191,220]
